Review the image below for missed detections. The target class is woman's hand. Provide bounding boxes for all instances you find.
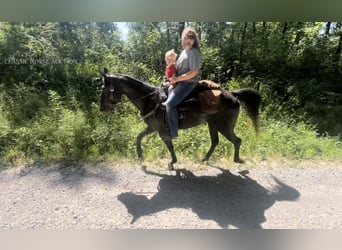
[169,77,178,85]
[169,69,199,85]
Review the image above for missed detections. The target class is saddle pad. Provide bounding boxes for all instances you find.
[198,89,222,114]
[198,80,221,89]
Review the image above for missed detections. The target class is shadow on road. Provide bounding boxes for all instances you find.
[16,160,117,188]
[118,166,300,228]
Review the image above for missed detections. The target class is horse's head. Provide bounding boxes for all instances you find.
[100,68,124,112]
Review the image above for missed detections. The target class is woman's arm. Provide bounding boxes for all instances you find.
[169,69,199,85]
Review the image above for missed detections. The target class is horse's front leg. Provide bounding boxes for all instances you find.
[163,140,177,170]
[136,127,155,161]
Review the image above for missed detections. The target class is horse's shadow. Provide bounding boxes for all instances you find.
[118,166,300,228]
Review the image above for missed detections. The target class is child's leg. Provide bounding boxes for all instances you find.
[162,85,174,106]
[168,85,174,95]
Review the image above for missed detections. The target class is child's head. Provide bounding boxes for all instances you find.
[165,49,177,66]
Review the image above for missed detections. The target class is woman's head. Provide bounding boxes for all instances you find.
[181,27,200,50]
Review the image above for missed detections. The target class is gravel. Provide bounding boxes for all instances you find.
[1,159,341,229]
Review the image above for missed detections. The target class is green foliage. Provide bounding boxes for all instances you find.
[253,115,341,160]
[118,109,342,162]
[0,88,11,154]
[4,83,46,127]
[0,21,341,165]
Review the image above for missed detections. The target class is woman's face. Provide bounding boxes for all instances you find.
[182,33,195,49]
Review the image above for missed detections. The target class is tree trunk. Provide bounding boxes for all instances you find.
[325,22,331,36]
[196,22,202,41]
[178,22,185,41]
[239,22,248,61]
[333,31,342,68]
[262,22,267,36]
[293,22,304,45]
[282,22,288,40]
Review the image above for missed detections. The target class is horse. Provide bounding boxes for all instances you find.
[100,69,261,170]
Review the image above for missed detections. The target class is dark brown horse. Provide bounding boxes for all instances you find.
[100,69,261,170]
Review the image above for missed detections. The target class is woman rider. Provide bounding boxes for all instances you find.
[165,27,202,139]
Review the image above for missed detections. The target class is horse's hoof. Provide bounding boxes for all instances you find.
[234,158,245,164]
[201,157,209,163]
[168,163,174,171]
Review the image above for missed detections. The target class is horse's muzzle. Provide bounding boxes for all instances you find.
[100,102,122,113]
[100,103,113,112]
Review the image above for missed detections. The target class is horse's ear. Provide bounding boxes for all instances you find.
[101,67,109,77]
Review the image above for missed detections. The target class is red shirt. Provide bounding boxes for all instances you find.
[165,64,177,78]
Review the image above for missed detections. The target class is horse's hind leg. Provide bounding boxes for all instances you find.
[136,127,155,161]
[218,110,244,163]
[230,134,243,163]
[202,121,219,162]
[220,127,243,163]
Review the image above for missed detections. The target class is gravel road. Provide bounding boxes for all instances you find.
[1,159,341,229]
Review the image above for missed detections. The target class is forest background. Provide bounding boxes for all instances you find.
[0,22,341,164]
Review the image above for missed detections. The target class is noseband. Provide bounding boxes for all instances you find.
[109,85,115,103]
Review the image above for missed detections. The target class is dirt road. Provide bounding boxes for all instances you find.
[1,159,341,229]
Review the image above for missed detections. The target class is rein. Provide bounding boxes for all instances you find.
[139,109,155,120]
[133,89,160,120]
[132,89,159,102]
[109,87,160,120]
[108,87,158,102]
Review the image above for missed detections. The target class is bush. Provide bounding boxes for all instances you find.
[0,77,341,165]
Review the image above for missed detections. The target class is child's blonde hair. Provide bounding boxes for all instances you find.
[165,49,177,60]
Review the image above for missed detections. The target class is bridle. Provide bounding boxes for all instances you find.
[108,85,115,103]
[103,76,160,119]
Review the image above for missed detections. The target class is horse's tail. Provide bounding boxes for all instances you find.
[231,88,261,134]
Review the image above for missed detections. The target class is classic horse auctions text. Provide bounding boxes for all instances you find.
[3,56,78,65]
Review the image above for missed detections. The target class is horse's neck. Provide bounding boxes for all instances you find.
[120,77,157,112]
[121,77,154,99]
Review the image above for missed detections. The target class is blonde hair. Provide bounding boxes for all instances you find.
[165,49,177,60]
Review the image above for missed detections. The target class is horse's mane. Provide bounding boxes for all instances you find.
[115,73,158,92]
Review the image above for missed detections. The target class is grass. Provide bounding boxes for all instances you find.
[139,111,342,162]
[1,93,341,167]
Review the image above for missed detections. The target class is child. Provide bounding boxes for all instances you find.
[162,49,177,106]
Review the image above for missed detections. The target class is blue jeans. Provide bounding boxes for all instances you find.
[165,81,197,137]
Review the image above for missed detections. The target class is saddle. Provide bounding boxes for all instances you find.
[197,80,222,114]
[159,80,223,115]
